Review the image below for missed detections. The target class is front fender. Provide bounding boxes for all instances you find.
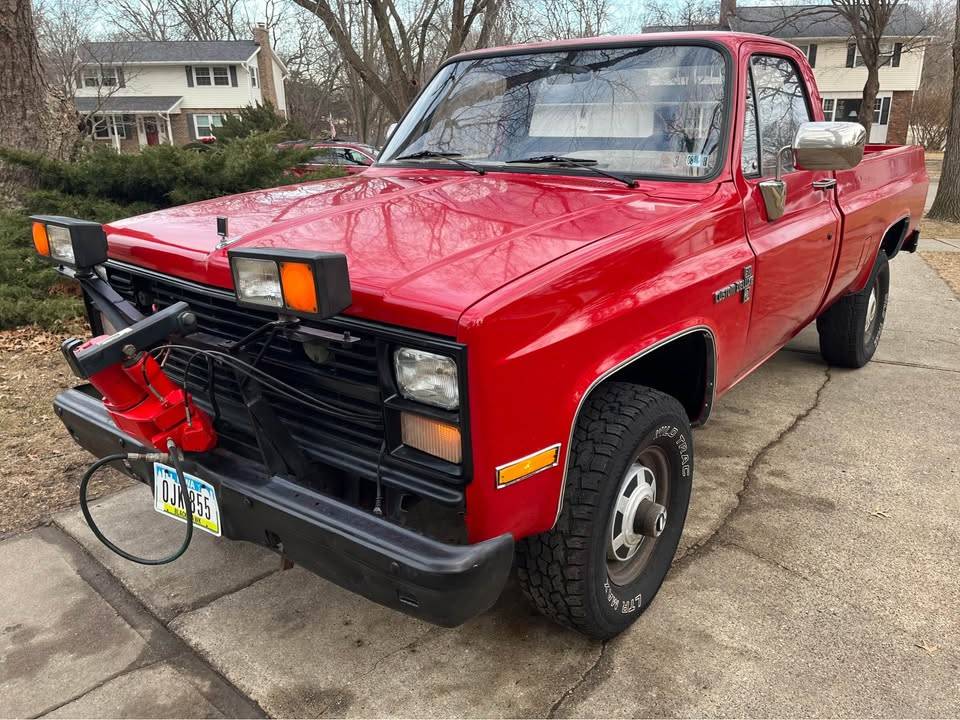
[456,186,753,543]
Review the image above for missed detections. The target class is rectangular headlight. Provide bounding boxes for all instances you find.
[30,215,108,269]
[233,257,283,308]
[394,348,459,410]
[228,248,352,319]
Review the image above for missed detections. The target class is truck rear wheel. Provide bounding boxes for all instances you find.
[816,251,889,368]
[516,383,692,640]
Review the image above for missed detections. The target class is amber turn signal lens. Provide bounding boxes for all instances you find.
[496,444,561,487]
[400,412,462,463]
[279,261,318,313]
[32,222,50,257]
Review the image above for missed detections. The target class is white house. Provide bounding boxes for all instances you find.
[74,26,288,152]
[646,2,931,144]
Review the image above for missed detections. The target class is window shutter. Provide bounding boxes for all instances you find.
[846,44,856,67]
[808,44,817,68]
[230,66,238,87]
[880,96,891,125]
[185,66,194,87]
[117,68,125,88]
[892,42,903,67]
[187,114,196,140]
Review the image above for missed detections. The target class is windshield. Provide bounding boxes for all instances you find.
[380,44,727,179]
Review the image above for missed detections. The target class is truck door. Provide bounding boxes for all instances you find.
[738,52,841,367]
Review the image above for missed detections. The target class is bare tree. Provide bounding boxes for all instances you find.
[106,0,179,40]
[927,0,960,221]
[290,0,500,120]
[0,0,52,160]
[641,0,718,30]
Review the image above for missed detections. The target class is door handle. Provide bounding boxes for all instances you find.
[812,179,837,190]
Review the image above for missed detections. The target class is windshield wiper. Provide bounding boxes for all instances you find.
[505,155,637,188]
[394,150,485,175]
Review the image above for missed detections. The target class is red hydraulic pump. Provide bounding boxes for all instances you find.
[61,301,217,453]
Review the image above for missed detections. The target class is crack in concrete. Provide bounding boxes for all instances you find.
[547,640,606,718]
[784,348,960,375]
[679,367,833,567]
[32,657,170,719]
[40,526,267,718]
[718,539,812,582]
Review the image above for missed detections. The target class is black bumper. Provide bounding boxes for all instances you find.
[54,386,513,627]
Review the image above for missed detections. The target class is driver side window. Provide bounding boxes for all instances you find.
[744,55,812,177]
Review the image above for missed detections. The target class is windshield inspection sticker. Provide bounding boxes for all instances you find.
[685,154,710,168]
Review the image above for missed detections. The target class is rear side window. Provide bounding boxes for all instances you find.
[747,55,812,175]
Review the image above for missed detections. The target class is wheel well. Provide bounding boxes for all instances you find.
[881,217,910,258]
[601,330,714,425]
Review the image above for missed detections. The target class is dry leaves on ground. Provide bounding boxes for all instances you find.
[920,218,960,241]
[0,324,130,537]
[920,251,960,299]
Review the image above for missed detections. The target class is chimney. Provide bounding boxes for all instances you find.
[719,0,736,29]
[252,23,282,115]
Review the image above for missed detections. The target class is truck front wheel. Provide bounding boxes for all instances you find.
[816,251,890,368]
[516,383,692,640]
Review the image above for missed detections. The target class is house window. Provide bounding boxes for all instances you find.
[854,42,898,68]
[193,66,230,86]
[250,67,258,87]
[92,117,110,139]
[795,44,817,67]
[194,113,224,137]
[90,114,128,140]
[82,67,119,87]
[822,98,835,120]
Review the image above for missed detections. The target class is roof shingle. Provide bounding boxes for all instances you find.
[74,96,183,113]
[79,40,258,64]
[730,4,927,38]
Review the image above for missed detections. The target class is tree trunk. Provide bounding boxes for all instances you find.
[927,0,960,222]
[0,0,50,154]
[859,63,879,139]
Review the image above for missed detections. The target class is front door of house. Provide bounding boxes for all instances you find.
[144,117,160,145]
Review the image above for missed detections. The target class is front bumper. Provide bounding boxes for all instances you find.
[55,386,513,627]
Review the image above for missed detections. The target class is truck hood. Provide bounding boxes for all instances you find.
[106,167,714,336]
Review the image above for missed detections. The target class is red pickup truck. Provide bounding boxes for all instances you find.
[39,32,926,639]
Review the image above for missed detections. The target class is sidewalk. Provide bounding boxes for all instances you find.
[2,250,958,718]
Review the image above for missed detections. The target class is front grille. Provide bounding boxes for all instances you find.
[106,264,386,458]
[102,262,468,541]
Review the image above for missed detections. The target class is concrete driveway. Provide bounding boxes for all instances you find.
[2,250,959,718]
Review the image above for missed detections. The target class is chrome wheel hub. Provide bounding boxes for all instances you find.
[865,285,879,334]
[608,462,665,563]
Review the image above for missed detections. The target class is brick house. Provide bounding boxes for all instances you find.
[74,26,287,152]
[645,2,931,144]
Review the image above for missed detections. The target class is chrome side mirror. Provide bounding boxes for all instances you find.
[759,121,865,221]
[793,121,866,171]
[759,146,792,221]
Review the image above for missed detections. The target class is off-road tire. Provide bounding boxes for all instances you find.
[516,383,693,640]
[817,251,890,368]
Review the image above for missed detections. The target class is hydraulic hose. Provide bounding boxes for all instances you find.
[79,438,194,565]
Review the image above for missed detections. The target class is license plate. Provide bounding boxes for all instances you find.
[153,463,221,537]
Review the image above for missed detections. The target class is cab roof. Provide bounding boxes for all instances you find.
[447,31,789,62]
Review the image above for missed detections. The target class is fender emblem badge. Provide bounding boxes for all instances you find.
[714,265,754,304]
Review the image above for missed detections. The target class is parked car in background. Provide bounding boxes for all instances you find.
[290,142,378,176]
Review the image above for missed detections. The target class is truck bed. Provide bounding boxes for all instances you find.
[831,143,928,297]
